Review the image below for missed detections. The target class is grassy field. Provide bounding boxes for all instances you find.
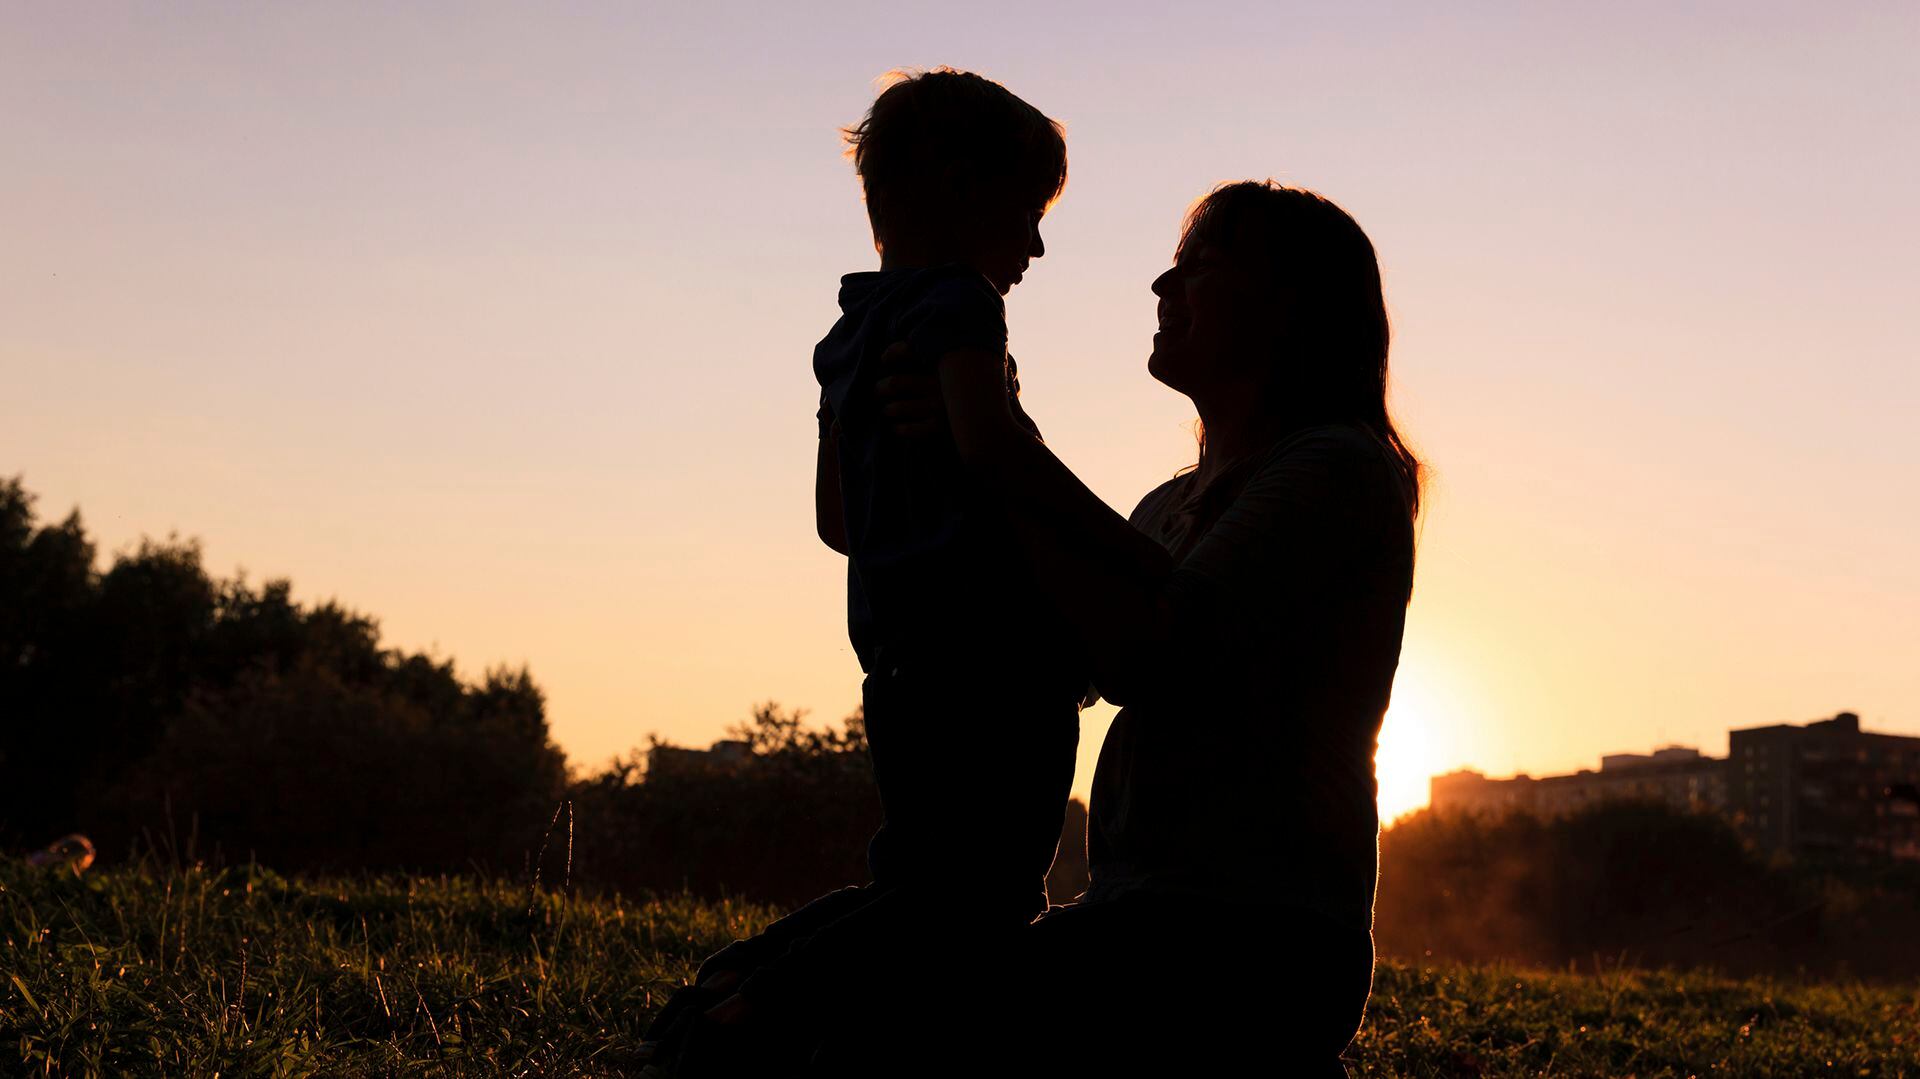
[2,859,1914,1077]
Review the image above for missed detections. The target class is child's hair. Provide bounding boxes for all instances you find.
[844,68,1067,253]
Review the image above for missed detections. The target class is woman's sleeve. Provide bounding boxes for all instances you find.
[1164,426,1409,655]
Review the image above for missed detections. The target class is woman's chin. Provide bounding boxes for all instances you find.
[1146,348,1180,388]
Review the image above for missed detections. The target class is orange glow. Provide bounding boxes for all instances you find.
[1374,713,1433,826]
[4,5,1914,810]
[1373,652,1483,824]
[1376,684,1443,824]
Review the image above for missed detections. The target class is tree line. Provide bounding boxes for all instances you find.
[0,476,567,872]
[0,476,1089,906]
[1375,802,1920,980]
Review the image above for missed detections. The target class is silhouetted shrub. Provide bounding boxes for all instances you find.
[568,704,876,906]
[111,662,566,872]
[1373,802,1920,977]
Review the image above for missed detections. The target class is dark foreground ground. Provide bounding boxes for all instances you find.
[2,861,1914,1076]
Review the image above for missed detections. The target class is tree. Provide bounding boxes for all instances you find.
[0,478,102,842]
[0,476,569,874]
[1374,802,1816,972]
[113,659,566,871]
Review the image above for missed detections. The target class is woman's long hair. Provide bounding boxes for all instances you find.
[1178,181,1422,521]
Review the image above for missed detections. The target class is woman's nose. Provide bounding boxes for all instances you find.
[1030,226,1045,260]
[1151,266,1176,297]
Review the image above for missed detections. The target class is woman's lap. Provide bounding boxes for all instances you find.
[806,892,1373,1076]
[1009,894,1372,1071]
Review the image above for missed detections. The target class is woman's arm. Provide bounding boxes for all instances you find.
[937,347,1176,699]
[930,350,1411,703]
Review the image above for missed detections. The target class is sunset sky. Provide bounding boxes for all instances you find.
[5,3,1916,822]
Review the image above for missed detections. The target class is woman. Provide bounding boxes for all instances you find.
[857,179,1420,1074]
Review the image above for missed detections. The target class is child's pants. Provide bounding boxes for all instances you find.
[693,663,1080,1013]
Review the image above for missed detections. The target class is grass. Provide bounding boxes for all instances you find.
[1359,960,1916,1076]
[2,859,1915,1077]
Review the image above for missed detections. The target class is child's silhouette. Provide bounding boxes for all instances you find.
[641,68,1081,1075]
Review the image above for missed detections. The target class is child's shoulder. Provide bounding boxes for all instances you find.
[836,265,1001,323]
[889,264,1003,319]
[888,265,1006,359]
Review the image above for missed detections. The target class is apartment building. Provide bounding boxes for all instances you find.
[1728,712,1920,862]
[1429,713,1920,864]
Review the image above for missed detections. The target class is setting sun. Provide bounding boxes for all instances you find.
[1376,702,1437,825]
[1374,711,1433,825]
[1374,658,1475,824]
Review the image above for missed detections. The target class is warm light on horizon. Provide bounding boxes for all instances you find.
[1375,668,1462,824]
[5,5,1915,819]
[1374,713,1433,826]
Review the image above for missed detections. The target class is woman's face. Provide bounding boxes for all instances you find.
[1147,240,1274,396]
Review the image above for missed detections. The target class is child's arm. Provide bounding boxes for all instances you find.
[815,409,849,555]
[937,347,1175,700]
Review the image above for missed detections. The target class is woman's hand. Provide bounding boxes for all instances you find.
[874,341,947,439]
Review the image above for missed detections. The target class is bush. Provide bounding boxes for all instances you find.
[1371,802,1920,977]
[111,662,566,873]
[569,704,878,906]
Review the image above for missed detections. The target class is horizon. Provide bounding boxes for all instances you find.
[6,3,1917,824]
[0,469,1897,826]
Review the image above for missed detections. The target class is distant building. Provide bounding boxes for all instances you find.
[1543,746,1728,818]
[1429,712,1920,864]
[1428,768,1541,816]
[1431,745,1725,821]
[646,739,753,779]
[1728,712,1920,864]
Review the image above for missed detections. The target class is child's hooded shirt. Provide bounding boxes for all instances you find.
[814,264,1077,694]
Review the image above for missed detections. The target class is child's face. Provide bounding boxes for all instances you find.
[961,193,1048,295]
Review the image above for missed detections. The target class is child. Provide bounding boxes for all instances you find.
[643,68,1083,1074]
